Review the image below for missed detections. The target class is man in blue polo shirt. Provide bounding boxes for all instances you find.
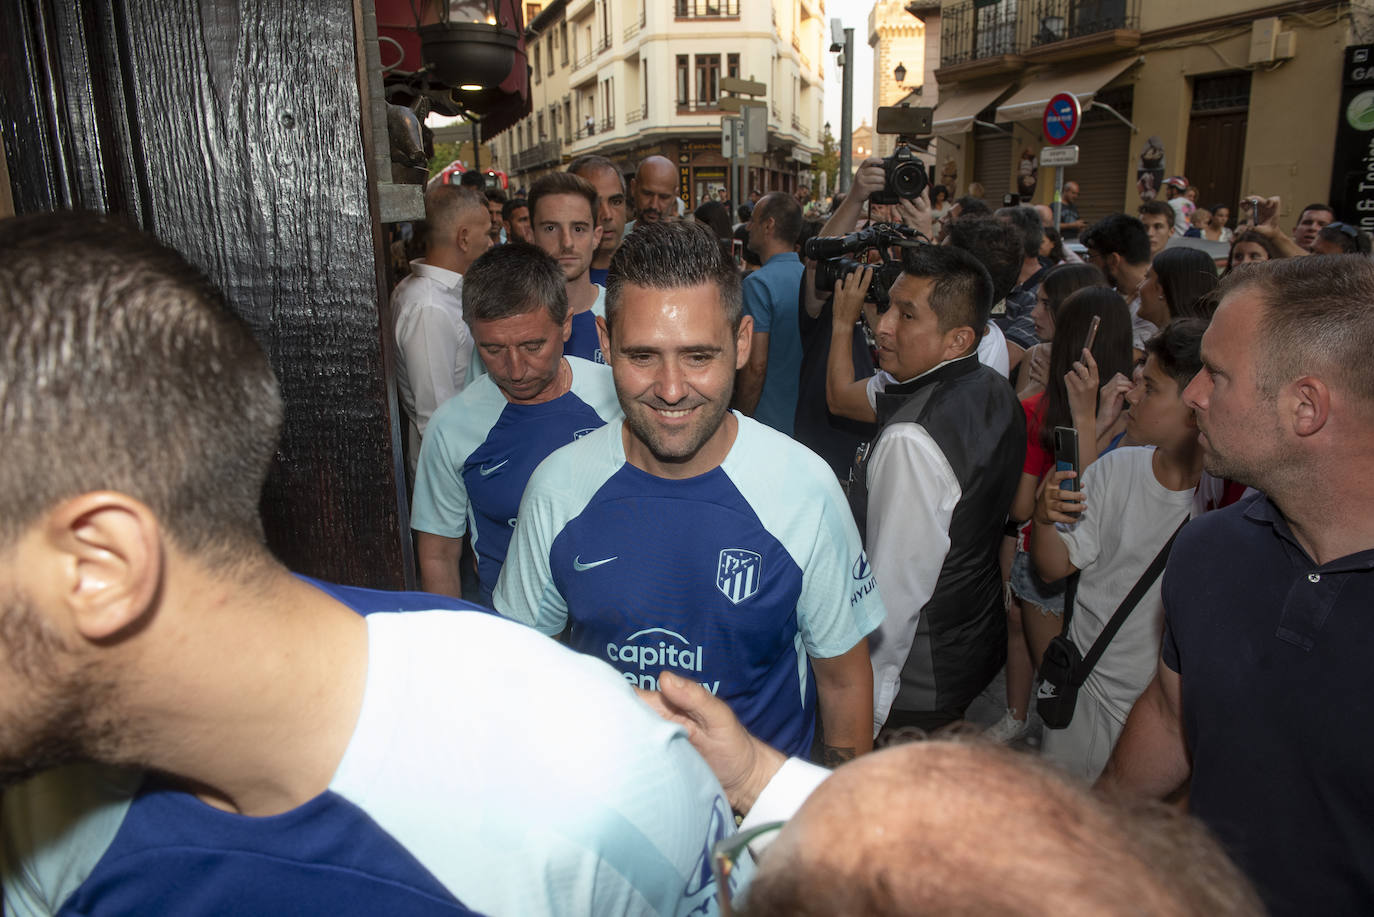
[495,221,884,765]
[733,191,805,435]
[413,242,620,605]
[1100,255,1374,915]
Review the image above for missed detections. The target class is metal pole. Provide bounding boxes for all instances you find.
[472,119,481,173]
[1052,166,1064,238]
[838,27,854,193]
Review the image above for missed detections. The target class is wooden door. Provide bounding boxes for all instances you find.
[0,0,414,588]
[1186,110,1249,214]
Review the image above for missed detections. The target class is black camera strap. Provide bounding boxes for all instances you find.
[1067,516,1187,687]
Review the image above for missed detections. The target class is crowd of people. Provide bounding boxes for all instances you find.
[2,148,1372,917]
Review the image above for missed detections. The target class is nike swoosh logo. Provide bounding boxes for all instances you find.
[572,555,618,572]
[479,459,509,476]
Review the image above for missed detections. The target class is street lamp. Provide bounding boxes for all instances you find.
[893,62,906,85]
[419,0,519,97]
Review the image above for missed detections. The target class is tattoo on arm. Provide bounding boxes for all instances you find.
[819,745,857,769]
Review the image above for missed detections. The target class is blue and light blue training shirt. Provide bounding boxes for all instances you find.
[1,580,742,917]
[494,414,886,758]
[412,356,621,604]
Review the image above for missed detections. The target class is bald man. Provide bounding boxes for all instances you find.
[641,672,1262,916]
[626,155,679,234]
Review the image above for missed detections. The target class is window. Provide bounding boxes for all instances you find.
[560,22,569,65]
[676,55,689,106]
[533,44,542,83]
[974,0,1017,59]
[727,53,740,81]
[695,54,720,107]
[537,112,545,141]
[547,37,554,74]
[525,3,543,23]
[564,99,573,141]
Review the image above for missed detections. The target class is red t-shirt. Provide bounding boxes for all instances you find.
[1017,393,1054,550]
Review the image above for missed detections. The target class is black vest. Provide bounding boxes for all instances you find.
[850,355,1026,714]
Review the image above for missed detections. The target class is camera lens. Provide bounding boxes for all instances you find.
[891,162,926,200]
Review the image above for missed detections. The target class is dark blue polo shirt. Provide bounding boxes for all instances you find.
[1162,492,1374,916]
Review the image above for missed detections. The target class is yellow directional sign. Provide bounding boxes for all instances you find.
[719,97,767,112]
[720,77,766,96]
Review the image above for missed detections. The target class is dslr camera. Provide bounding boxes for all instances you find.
[869,105,934,206]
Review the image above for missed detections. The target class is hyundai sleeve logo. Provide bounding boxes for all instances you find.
[852,554,872,581]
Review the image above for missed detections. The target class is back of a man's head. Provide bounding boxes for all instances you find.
[1219,254,1374,405]
[606,221,741,334]
[754,192,803,247]
[0,212,282,568]
[1082,213,1151,266]
[462,242,568,326]
[946,215,1022,304]
[952,196,990,219]
[995,205,1044,260]
[899,244,994,337]
[743,740,1261,916]
[425,184,487,247]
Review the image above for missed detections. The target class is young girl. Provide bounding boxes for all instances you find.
[1016,263,1107,399]
[1138,247,1218,327]
[987,287,1135,744]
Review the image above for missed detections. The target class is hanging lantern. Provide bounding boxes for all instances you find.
[419,0,519,93]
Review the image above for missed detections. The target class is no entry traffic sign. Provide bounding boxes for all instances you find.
[1043,92,1081,146]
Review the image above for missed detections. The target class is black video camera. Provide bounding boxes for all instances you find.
[802,223,922,310]
[870,105,933,206]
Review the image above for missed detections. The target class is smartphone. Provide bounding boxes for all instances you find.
[1054,426,1080,492]
[731,238,744,268]
[1083,315,1101,354]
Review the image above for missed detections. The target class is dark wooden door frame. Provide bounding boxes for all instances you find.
[0,0,415,589]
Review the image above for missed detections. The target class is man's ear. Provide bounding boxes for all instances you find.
[591,224,604,250]
[1289,376,1331,438]
[943,325,977,362]
[735,315,755,369]
[42,493,163,643]
[596,314,611,355]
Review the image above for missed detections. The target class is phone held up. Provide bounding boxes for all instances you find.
[1054,426,1080,493]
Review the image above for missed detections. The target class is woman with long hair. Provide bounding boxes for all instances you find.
[988,286,1136,744]
[1017,262,1107,398]
[1138,247,1218,327]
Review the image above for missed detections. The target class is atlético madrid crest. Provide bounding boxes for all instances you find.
[716,549,762,604]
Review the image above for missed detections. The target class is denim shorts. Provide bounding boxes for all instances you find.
[1008,549,1067,615]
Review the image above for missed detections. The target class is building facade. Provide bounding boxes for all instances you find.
[927,0,1348,228]
[492,0,826,205]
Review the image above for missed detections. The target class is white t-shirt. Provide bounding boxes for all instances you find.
[1052,447,1192,724]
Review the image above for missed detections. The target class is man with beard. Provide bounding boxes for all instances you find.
[494,222,884,765]
[1100,255,1374,915]
[528,172,606,363]
[0,213,740,917]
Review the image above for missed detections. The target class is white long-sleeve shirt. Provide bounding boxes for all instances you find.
[392,259,472,468]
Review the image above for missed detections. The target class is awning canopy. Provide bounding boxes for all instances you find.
[930,82,1016,136]
[994,56,1140,123]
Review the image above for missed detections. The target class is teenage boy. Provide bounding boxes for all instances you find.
[1029,319,1207,780]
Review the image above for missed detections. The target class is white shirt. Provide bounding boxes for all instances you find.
[1052,447,1192,725]
[392,259,473,465]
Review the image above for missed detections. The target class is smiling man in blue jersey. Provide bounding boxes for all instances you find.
[495,221,885,765]
[0,213,740,917]
[412,242,620,604]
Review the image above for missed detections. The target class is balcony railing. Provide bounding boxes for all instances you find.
[623,11,645,40]
[626,103,648,123]
[575,49,593,69]
[675,0,740,18]
[597,115,616,132]
[676,100,722,113]
[596,33,612,53]
[514,139,562,171]
[941,0,1138,68]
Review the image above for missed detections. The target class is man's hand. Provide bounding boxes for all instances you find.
[636,671,785,815]
[832,265,872,331]
[1096,372,1134,438]
[851,157,886,205]
[1034,469,1085,526]
[892,187,933,241]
